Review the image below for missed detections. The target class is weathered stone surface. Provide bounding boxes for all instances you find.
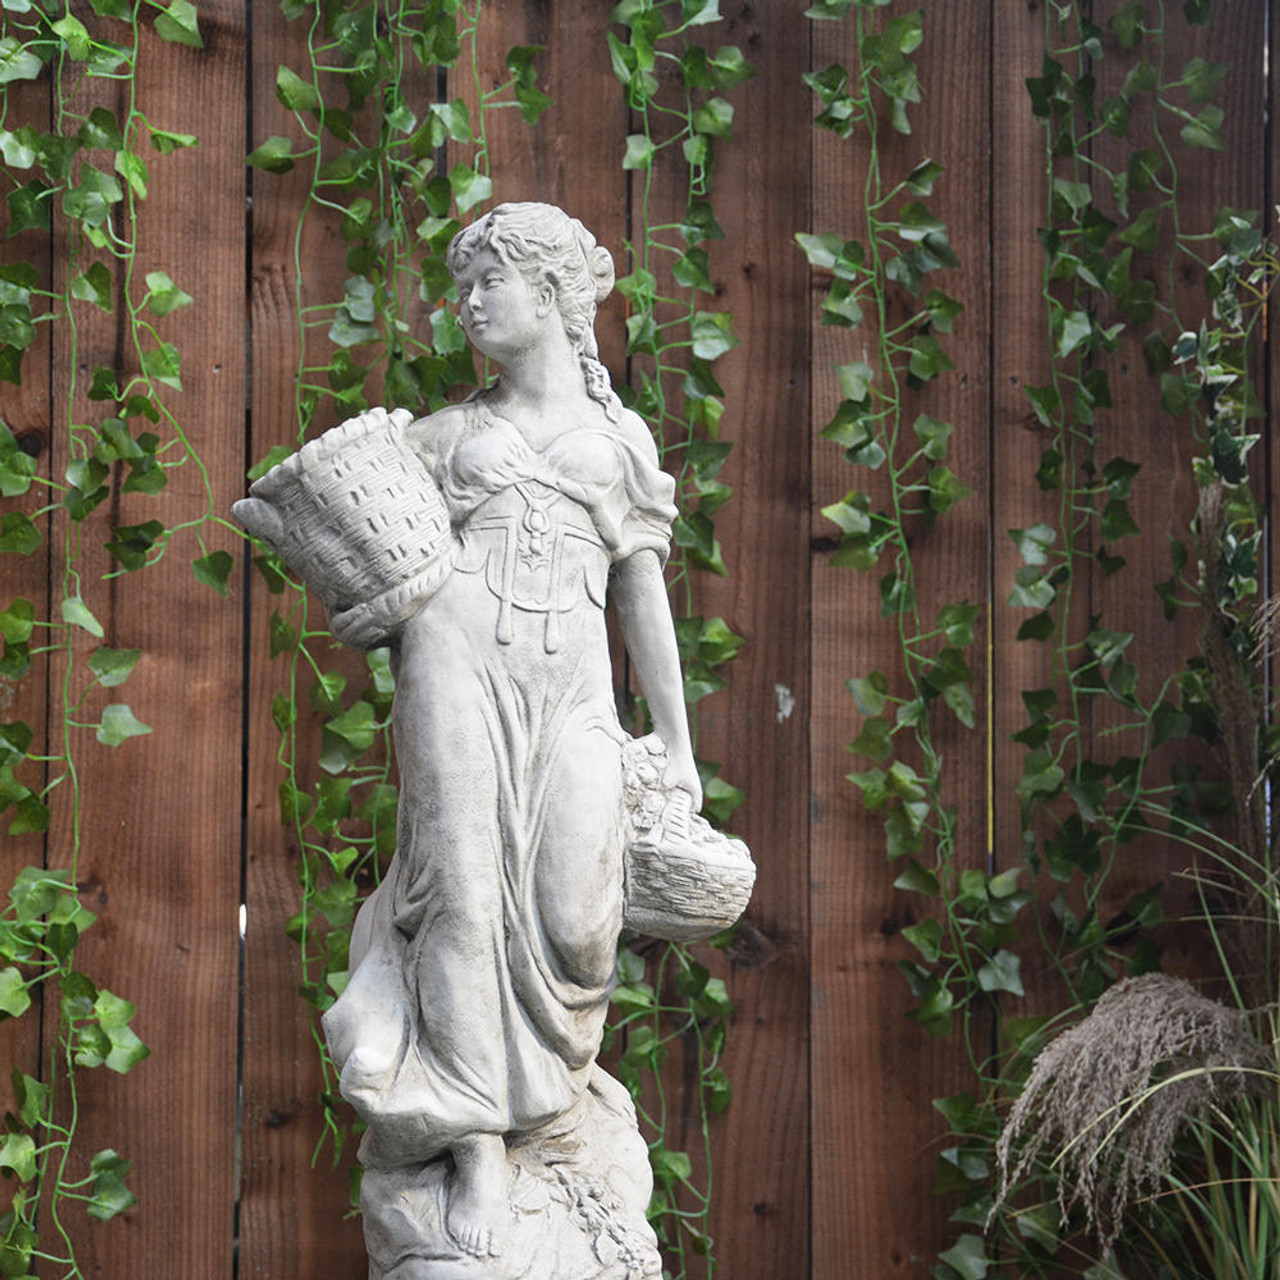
[236,203,753,1276]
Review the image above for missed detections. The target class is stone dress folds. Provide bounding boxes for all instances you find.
[321,400,677,1172]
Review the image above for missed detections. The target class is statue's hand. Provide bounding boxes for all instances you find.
[662,751,703,812]
[330,601,384,651]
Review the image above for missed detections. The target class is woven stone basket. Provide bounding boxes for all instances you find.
[621,735,756,942]
[233,407,454,648]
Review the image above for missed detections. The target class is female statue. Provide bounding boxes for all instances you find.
[316,203,702,1275]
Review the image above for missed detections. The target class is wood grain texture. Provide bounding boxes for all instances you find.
[1092,0,1269,969]
[677,5,812,1276]
[1,4,1273,1275]
[238,3,369,1275]
[809,5,990,1275]
[38,4,245,1273]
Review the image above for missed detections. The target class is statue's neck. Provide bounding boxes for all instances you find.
[491,324,581,414]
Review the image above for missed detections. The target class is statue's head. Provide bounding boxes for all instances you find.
[447,204,620,417]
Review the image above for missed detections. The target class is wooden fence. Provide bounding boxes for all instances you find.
[0,0,1274,1275]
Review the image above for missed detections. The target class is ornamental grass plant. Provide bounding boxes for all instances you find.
[993,631,1280,1278]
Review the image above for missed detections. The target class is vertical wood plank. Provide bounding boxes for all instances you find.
[809,4,991,1275]
[684,4,812,1276]
[41,4,245,1273]
[0,71,54,1117]
[468,0,631,359]
[1085,0,1268,953]
[239,2,369,1274]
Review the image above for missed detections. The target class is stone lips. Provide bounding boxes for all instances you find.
[232,406,455,648]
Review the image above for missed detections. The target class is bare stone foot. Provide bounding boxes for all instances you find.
[446,1135,507,1260]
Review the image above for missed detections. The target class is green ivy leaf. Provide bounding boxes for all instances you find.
[7,180,51,236]
[680,0,720,25]
[0,1132,35,1182]
[0,301,34,350]
[939,1232,992,1279]
[276,63,317,111]
[690,311,739,361]
[96,705,152,747]
[448,164,492,215]
[0,37,41,85]
[705,44,753,90]
[1009,522,1055,566]
[837,360,874,403]
[106,518,165,570]
[150,126,197,154]
[820,279,864,329]
[247,136,296,174]
[845,671,888,716]
[692,97,733,139]
[63,164,124,228]
[976,949,1024,998]
[1180,104,1224,150]
[141,341,182,390]
[114,149,148,199]
[12,1068,46,1130]
[71,260,113,311]
[1107,1,1146,49]
[192,550,233,595]
[902,917,942,963]
[893,857,939,896]
[937,601,979,647]
[1017,612,1054,642]
[680,200,724,245]
[88,647,141,688]
[9,792,48,835]
[907,333,953,384]
[153,0,202,47]
[268,612,297,658]
[1101,498,1140,541]
[849,715,891,763]
[1008,567,1054,610]
[61,596,104,637]
[0,126,36,169]
[0,966,31,1018]
[904,158,943,197]
[143,270,193,316]
[700,767,743,826]
[1119,206,1161,252]
[1182,56,1228,104]
[79,106,123,152]
[0,512,40,555]
[88,1149,138,1220]
[927,466,971,515]
[0,598,33,645]
[621,133,656,171]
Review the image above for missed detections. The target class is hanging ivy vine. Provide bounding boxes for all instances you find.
[605,2,754,1274]
[805,0,1273,1276]
[0,0,216,1273]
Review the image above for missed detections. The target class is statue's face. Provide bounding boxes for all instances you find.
[454,247,546,363]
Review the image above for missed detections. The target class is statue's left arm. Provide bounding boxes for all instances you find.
[611,548,702,809]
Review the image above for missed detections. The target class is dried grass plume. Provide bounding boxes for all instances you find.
[993,973,1264,1253]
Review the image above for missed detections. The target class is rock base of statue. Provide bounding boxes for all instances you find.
[360,1067,663,1280]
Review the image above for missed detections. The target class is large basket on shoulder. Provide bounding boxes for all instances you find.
[233,408,454,648]
[621,735,755,942]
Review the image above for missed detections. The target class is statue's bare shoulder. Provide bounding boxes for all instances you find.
[613,408,661,468]
[404,400,473,464]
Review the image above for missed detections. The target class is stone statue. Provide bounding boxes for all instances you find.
[234,203,754,1279]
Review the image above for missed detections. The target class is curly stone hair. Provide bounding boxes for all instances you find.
[447,202,621,421]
